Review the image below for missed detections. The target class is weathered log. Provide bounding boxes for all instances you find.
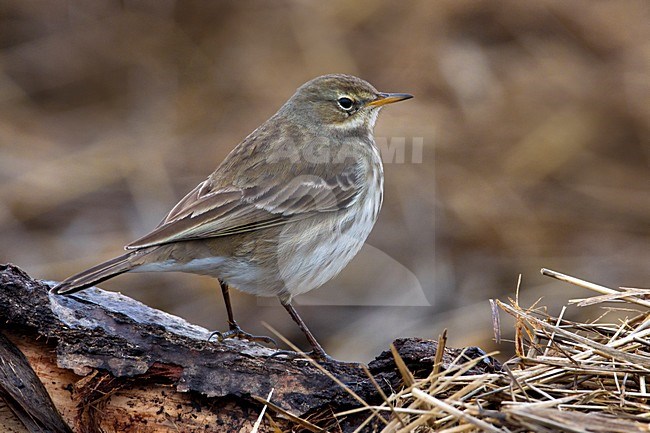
[0,264,499,432]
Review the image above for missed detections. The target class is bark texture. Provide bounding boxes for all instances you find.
[0,264,499,432]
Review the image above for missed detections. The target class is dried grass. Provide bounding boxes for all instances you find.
[270,269,650,432]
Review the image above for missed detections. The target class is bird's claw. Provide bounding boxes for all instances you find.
[208,325,277,348]
[269,349,359,367]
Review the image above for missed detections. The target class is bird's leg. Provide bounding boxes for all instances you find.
[281,301,335,361]
[271,300,363,366]
[220,281,238,331]
[208,280,276,347]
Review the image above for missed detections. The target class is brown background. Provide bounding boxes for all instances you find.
[1,0,648,361]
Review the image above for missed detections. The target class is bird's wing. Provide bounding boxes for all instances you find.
[126,163,363,249]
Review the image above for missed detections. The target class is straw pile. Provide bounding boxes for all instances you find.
[268,269,650,432]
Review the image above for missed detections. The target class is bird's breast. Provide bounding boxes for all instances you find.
[273,158,384,297]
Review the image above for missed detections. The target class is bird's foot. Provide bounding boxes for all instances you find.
[270,349,362,368]
[208,324,277,348]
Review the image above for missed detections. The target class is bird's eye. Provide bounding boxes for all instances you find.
[337,97,354,111]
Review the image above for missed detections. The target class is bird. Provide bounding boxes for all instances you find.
[52,74,412,360]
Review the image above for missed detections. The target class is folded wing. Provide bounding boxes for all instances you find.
[126,164,363,249]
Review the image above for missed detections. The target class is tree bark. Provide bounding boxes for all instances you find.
[0,264,498,433]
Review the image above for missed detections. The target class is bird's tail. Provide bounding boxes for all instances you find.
[51,250,145,295]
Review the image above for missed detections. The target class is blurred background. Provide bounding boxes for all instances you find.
[1,0,648,362]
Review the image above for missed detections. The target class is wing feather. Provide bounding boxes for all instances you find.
[126,163,363,249]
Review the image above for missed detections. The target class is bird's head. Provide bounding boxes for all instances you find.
[284,74,412,131]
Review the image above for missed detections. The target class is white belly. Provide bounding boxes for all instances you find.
[276,171,383,299]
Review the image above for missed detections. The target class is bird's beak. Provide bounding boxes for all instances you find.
[367,92,413,107]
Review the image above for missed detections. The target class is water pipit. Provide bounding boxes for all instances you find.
[53,74,412,360]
